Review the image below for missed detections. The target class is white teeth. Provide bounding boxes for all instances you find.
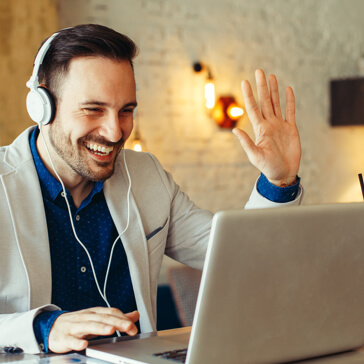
[85,142,114,156]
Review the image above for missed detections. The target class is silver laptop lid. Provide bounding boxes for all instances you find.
[187,203,364,364]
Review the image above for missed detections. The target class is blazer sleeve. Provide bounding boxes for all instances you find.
[145,154,303,269]
[0,304,60,354]
[245,178,304,209]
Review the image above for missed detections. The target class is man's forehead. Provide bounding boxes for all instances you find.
[61,56,136,97]
[66,56,135,81]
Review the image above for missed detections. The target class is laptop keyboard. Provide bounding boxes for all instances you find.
[153,348,188,363]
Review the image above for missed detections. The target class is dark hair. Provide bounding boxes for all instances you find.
[38,24,138,101]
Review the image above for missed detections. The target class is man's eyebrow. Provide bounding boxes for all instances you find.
[79,101,138,108]
[123,101,138,108]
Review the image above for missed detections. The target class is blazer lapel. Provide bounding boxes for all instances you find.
[104,159,155,332]
[2,129,52,309]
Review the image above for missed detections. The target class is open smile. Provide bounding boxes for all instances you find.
[85,142,114,156]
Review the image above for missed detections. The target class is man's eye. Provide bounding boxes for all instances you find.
[84,108,102,114]
[120,108,134,116]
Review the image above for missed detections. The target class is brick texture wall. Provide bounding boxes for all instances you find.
[3,0,364,210]
[58,0,364,207]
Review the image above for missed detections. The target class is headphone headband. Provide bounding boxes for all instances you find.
[26,32,59,90]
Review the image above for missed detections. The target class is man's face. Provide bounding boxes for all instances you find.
[47,56,137,182]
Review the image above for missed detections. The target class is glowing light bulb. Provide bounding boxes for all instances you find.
[133,141,142,152]
[130,127,145,152]
[205,82,215,109]
[228,106,244,119]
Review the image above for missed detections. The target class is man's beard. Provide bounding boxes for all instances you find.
[48,122,123,182]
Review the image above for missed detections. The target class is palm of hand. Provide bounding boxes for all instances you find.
[233,70,301,186]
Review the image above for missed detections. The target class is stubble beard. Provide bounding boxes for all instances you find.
[48,122,123,182]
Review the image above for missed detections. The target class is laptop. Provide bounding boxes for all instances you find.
[86,202,364,364]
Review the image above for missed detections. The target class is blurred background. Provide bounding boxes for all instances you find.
[1,0,364,208]
[1,0,363,330]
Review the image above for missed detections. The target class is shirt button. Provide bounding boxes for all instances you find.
[81,266,86,273]
[61,192,66,197]
[76,215,80,221]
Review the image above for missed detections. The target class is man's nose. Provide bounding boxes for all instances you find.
[100,112,123,143]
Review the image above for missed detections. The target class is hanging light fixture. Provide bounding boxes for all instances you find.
[193,61,244,128]
[131,128,143,152]
[204,71,215,110]
[212,95,244,129]
[194,62,215,111]
[130,119,146,152]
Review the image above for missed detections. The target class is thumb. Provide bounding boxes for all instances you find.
[232,128,258,161]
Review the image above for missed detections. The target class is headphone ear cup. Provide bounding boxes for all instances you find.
[26,86,56,125]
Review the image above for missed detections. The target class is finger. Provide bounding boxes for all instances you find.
[64,318,136,340]
[55,336,88,354]
[67,319,119,337]
[51,336,88,354]
[241,79,262,127]
[69,337,89,351]
[255,69,274,119]
[232,128,259,165]
[80,314,138,336]
[85,307,136,323]
[125,310,140,323]
[86,306,124,315]
[59,309,139,336]
[92,308,139,334]
[117,317,139,336]
[96,310,139,336]
[268,74,283,119]
[285,86,295,124]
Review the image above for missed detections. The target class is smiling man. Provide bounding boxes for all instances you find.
[0,24,303,354]
[38,56,137,206]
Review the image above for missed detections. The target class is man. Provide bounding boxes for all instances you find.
[0,24,302,354]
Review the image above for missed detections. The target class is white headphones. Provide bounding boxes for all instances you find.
[26,31,139,124]
[26,32,59,125]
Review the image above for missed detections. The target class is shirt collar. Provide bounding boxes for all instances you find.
[29,127,104,203]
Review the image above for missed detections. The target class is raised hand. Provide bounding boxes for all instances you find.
[233,69,301,187]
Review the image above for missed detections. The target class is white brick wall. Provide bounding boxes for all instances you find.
[58,0,364,207]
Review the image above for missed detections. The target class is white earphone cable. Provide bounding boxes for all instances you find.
[103,148,132,302]
[39,125,132,337]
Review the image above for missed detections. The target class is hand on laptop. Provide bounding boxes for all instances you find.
[48,307,140,353]
[233,69,301,187]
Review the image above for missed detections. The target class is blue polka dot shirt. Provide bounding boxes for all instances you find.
[30,127,138,352]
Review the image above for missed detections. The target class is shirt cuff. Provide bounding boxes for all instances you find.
[257,173,301,203]
[33,310,67,353]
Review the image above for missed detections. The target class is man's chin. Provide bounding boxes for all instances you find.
[86,168,115,182]
[75,162,115,182]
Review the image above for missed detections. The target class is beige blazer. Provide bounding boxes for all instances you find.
[0,127,303,353]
